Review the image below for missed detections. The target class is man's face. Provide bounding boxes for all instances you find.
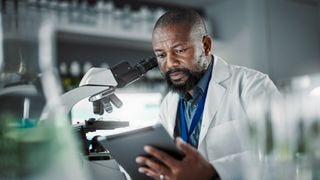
[152,24,208,93]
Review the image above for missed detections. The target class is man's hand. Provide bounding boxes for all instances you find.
[135,137,217,180]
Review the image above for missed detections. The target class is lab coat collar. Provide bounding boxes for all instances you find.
[211,55,231,83]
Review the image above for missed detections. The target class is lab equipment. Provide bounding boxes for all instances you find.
[244,74,320,180]
[74,117,129,158]
[0,21,88,180]
[60,56,158,155]
[58,57,158,180]
[53,56,157,119]
[31,12,158,178]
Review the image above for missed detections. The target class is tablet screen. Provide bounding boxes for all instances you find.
[98,123,184,180]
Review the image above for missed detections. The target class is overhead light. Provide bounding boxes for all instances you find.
[310,86,320,96]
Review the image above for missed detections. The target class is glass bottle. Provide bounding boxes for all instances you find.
[244,75,320,180]
[0,7,89,180]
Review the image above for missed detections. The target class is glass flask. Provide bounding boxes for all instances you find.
[0,5,89,180]
[244,75,320,180]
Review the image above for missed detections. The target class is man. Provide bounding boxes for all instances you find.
[135,9,278,180]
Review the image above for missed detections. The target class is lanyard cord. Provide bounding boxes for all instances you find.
[179,76,211,143]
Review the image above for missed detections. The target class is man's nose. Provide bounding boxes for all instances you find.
[166,53,179,68]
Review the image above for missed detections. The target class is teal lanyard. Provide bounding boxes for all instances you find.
[178,77,211,143]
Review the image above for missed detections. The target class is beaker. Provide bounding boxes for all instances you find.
[0,6,88,180]
[244,75,320,180]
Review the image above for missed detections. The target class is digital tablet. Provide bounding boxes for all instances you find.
[98,123,184,180]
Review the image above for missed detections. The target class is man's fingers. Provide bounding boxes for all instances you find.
[136,156,170,176]
[144,146,180,169]
[138,167,160,179]
[175,137,198,157]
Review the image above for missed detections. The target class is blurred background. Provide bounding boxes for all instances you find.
[1,0,319,127]
[0,0,319,179]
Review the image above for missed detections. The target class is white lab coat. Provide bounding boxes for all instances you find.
[158,55,279,180]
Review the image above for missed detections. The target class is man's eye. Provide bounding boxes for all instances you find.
[156,54,166,58]
[176,49,186,53]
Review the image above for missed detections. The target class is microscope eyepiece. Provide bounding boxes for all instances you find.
[110,57,158,88]
[135,57,158,74]
[90,57,158,115]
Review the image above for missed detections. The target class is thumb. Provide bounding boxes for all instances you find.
[175,137,197,156]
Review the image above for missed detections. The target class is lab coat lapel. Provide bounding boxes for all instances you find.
[198,56,230,146]
[167,93,179,137]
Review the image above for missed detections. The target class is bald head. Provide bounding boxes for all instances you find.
[153,8,207,39]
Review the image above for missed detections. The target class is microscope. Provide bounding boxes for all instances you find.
[0,56,157,180]
[59,57,158,159]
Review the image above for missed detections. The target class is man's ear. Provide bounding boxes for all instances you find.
[202,35,212,56]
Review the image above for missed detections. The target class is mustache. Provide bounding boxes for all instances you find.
[165,68,191,77]
[164,67,204,94]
